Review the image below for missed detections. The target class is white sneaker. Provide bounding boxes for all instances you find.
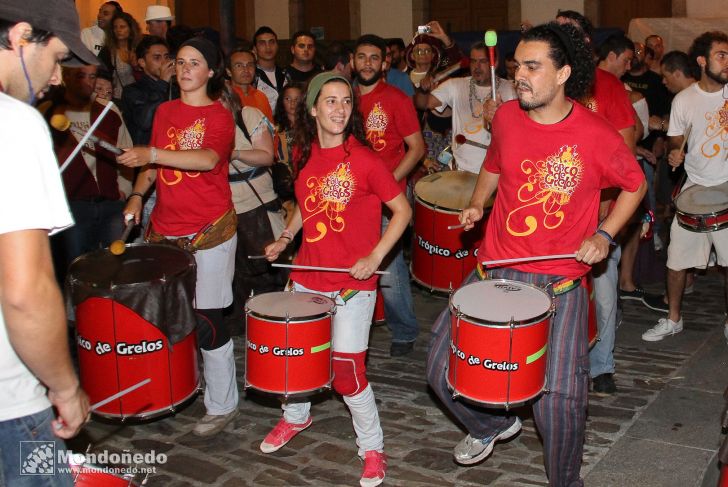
[642,317,683,342]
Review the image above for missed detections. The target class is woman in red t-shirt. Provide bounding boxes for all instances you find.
[119,37,239,438]
[263,72,411,487]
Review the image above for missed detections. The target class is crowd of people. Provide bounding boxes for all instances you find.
[1,1,727,486]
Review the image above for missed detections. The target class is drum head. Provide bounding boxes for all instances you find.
[247,291,335,321]
[451,280,552,324]
[415,171,483,211]
[68,243,194,288]
[675,182,728,214]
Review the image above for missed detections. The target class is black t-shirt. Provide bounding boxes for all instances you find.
[285,64,324,84]
[622,69,673,148]
[622,70,671,118]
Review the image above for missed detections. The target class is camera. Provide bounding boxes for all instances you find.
[417,25,432,35]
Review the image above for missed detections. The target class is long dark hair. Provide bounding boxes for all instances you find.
[105,11,140,53]
[292,80,368,179]
[274,83,305,131]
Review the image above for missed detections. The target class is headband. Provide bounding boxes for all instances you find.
[306,72,352,111]
[179,37,220,71]
[545,24,576,65]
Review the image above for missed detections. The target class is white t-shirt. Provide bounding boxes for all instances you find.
[668,82,728,186]
[81,24,105,56]
[431,76,516,173]
[0,92,74,420]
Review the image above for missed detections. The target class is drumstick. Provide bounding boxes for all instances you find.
[54,378,152,430]
[109,215,136,255]
[59,101,115,174]
[481,253,578,267]
[455,134,489,150]
[271,263,389,275]
[673,124,692,173]
[447,223,466,230]
[91,378,152,411]
[247,255,268,259]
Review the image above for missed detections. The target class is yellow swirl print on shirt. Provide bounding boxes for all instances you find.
[366,102,388,151]
[506,145,583,237]
[303,162,355,243]
[700,100,728,159]
[159,118,205,186]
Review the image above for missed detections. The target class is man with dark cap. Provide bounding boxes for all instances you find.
[0,0,97,483]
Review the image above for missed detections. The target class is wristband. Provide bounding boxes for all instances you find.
[281,229,294,240]
[595,229,616,246]
[126,191,144,202]
[150,146,158,164]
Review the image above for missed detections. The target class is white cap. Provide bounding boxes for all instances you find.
[145,5,174,22]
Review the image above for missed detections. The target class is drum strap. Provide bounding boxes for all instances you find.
[475,263,582,296]
[339,289,359,303]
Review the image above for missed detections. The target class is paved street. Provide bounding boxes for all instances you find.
[71,251,728,486]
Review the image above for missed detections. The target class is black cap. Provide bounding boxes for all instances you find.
[0,0,98,66]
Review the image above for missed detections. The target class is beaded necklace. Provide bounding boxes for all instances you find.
[469,76,498,119]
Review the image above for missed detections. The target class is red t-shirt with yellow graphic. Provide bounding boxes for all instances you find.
[150,99,234,236]
[292,136,402,291]
[581,68,634,131]
[479,100,644,279]
[358,81,420,190]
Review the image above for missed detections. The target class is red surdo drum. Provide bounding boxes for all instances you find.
[447,280,554,409]
[674,181,728,232]
[245,291,336,398]
[67,244,199,420]
[412,171,492,292]
[70,453,144,486]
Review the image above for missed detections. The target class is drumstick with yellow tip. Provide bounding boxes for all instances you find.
[109,215,135,255]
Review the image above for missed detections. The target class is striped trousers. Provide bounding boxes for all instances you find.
[426,268,589,487]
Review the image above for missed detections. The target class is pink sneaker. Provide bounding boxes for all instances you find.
[360,450,386,487]
[259,416,312,453]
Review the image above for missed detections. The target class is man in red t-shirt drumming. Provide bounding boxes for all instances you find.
[352,34,425,357]
[425,23,646,486]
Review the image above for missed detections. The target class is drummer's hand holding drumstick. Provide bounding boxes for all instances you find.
[575,233,610,265]
[460,206,484,231]
[123,192,143,226]
[265,206,303,262]
[116,146,154,168]
[668,147,686,170]
[49,383,90,439]
[350,254,383,281]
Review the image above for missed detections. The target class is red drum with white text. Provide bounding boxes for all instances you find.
[245,291,335,398]
[412,171,492,292]
[447,280,553,409]
[70,245,199,420]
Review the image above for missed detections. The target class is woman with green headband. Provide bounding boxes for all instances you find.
[263,72,412,487]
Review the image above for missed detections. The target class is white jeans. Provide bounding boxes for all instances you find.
[281,282,383,455]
